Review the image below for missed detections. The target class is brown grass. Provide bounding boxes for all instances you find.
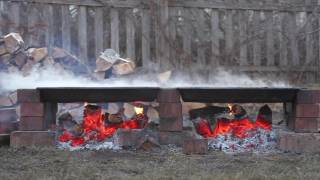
[0,146,319,180]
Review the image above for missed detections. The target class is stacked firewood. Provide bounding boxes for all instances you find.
[0,33,89,77]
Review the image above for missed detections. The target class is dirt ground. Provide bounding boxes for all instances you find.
[0,147,320,180]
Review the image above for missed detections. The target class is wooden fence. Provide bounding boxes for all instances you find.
[1,0,320,85]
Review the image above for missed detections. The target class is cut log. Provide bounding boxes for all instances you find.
[0,96,13,107]
[157,70,172,83]
[27,48,48,62]
[21,60,36,76]
[231,104,247,119]
[14,52,27,68]
[0,43,7,55]
[42,56,55,66]
[147,107,159,124]
[9,91,17,105]
[52,47,67,59]
[189,106,229,120]
[112,60,135,75]
[95,55,114,72]
[93,71,106,81]
[4,33,24,54]
[123,103,135,119]
[0,54,12,65]
[106,103,121,114]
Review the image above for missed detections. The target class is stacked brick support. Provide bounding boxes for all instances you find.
[279,90,320,153]
[10,89,56,147]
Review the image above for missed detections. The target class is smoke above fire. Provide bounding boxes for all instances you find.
[0,64,290,93]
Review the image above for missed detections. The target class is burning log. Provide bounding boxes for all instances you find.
[27,47,48,62]
[257,104,272,124]
[112,59,135,75]
[230,104,247,119]
[3,33,24,54]
[189,105,229,120]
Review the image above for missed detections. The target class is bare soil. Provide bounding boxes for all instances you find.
[0,147,320,180]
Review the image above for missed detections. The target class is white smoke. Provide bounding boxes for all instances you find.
[0,65,290,93]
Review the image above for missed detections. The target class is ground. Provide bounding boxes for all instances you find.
[0,147,320,180]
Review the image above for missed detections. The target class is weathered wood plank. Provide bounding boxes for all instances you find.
[61,5,71,52]
[279,12,288,67]
[78,6,88,63]
[288,12,299,66]
[110,8,119,53]
[196,8,206,66]
[141,8,151,67]
[8,0,103,6]
[94,7,103,56]
[9,2,20,33]
[45,4,54,52]
[182,8,192,68]
[305,13,313,65]
[239,10,248,66]
[252,11,261,66]
[169,7,177,67]
[266,11,275,66]
[211,9,221,66]
[126,9,135,60]
[225,10,233,61]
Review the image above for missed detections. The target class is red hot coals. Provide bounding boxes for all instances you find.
[59,104,148,147]
[193,104,272,139]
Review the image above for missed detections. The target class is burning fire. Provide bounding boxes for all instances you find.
[59,103,148,147]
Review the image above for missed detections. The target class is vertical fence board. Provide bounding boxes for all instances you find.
[78,6,88,63]
[62,5,71,52]
[169,7,177,67]
[266,11,275,66]
[141,8,151,67]
[182,8,192,68]
[110,8,119,53]
[225,10,233,61]
[239,10,248,66]
[45,4,53,52]
[253,11,262,66]
[196,9,206,66]
[279,12,288,67]
[289,12,299,66]
[94,7,103,57]
[211,9,220,66]
[126,9,135,60]
[0,2,9,36]
[9,2,20,33]
[305,13,313,65]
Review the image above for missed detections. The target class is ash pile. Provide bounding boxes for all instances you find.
[189,104,281,153]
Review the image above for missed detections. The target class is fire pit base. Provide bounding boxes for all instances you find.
[278,130,320,153]
[10,131,55,148]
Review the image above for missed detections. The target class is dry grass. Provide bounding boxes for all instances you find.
[0,146,320,180]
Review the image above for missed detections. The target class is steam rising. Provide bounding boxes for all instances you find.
[0,65,290,93]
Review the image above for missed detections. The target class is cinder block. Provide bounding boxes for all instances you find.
[10,131,55,147]
[183,139,208,155]
[277,130,320,153]
[159,131,192,146]
[16,89,40,103]
[19,102,44,117]
[19,117,44,131]
[0,108,17,122]
[157,89,181,103]
[0,134,10,146]
[296,104,320,118]
[0,121,18,133]
[296,90,320,104]
[159,103,183,131]
[295,117,320,133]
[114,129,142,148]
[159,117,183,132]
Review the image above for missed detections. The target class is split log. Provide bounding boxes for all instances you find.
[189,106,229,120]
[21,60,36,76]
[0,54,11,65]
[14,52,27,68]
[8,91,17,105]
[27,48,48,62]
[146,107,159,124]
[95,55,114,72]
[3,33,24,54]
[257,104,272,124]
[0,43,7,55]
[112,60,135,75]
[93,71,106,81]
[157,70,172,83]
[230,104,247,119]
[123,103,135,119]
[58,112,82,136]
[0,96,14,107]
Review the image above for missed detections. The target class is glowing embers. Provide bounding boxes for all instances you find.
[194,104,272,138]
[58,103,148,147]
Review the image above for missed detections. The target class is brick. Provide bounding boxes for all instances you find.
[114,129,143,148]
[296,104,320,117]
[277,130,320,153]
[0,121,18,133]
[16,89,40,103]
[19,102,44,117]
[159,103,183,131]
[0,108,17,122]
[295,117,320,133]
[157,89,180,103]
[10,131,55,147]
[183,139,208,155]
[0,134,10,146]
[159,131,192,146]
[296,90,320,104]
[19,117,44,131]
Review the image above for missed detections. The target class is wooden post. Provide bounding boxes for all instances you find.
[78,6,88,64]
[94,7,104,57]
[110,8,119,54]
[62,5,71,53]
[142,8,151,67]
